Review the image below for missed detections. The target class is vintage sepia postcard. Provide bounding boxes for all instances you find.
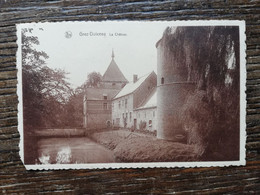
[16,21,246,170]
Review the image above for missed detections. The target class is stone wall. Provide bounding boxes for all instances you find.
[156,33,195,141]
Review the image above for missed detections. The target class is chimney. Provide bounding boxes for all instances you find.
[133,74,138,83]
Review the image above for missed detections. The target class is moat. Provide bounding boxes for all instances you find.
[36,137,115,164]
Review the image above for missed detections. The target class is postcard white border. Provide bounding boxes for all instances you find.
[17,20,246,170]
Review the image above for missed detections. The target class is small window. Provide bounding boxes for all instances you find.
[103,103,107,110]
[161,77,164,84]
[153,111,155,117]
[130,112,132,122]
[103,95,107,100]
[112,83,116,86]
[125,99,127,108]
[119,101,121,108]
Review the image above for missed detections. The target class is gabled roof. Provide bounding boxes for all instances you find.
[136,88,157,110]
[114,71,155,99]
[102,54,128,83]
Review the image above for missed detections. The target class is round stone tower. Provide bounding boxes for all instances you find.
[156,28,195,142]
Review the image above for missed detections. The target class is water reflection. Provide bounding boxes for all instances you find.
[56,146,72,164]
[37,137,115,164]
[39,154,50,164]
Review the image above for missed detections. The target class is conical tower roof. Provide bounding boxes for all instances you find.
[102,51,128,83]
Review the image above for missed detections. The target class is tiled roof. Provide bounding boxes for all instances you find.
[102,58,128,83]
[136,87,157,110]
[114,71,155,99]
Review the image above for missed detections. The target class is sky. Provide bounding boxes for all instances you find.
[21,21,244,89]
[22,21,172,89]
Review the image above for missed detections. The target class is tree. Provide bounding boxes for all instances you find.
[85,72,102,88]
[22,28,73,129]
[22,28,78,164]
[22,28,49,130]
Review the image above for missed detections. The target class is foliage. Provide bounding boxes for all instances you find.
[22,28,74,129]
[162,26,240,160]
[83,72,102,88]
[74,72,102,95]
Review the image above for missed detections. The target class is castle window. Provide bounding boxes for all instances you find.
[161,77,164,84]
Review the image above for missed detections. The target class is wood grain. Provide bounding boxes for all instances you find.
[0,0,259,194]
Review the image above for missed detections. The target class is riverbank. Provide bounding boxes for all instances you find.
[90,129,200,162]
[27,128,200,164]
[34,128,87,137]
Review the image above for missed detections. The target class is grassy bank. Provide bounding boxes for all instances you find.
[90,129,200,162]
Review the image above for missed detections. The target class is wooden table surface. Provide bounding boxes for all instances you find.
[0,0,259,194]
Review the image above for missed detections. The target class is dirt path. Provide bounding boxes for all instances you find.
[37,137,115,164]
